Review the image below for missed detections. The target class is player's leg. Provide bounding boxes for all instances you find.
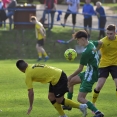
[54,71,87,116]
[110,66,117,97]
[92,77,106,104]
[36,42,42,61]
[48,92,66,117]
[62,74,82,110]
[37,39,49,61]
[92,67,109,104]
[78,80,104,117]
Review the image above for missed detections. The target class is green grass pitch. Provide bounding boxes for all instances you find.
[0,59,116,117]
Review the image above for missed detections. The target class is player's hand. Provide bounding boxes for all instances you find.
[27,106,32,115]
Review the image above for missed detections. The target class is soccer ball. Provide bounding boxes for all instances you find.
[64,48,77,61]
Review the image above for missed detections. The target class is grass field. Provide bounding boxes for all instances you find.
[0,59,117,117]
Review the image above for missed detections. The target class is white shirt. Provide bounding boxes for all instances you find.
[67,0,80,13]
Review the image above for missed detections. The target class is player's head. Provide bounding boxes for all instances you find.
[106,24,116,40]
[16,59,28,73]
[96,1,102,8]
[30,16,37,23]
[73,30,88,46]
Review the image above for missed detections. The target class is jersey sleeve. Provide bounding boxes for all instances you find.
[25,74,33,90]
[92,41,98,47]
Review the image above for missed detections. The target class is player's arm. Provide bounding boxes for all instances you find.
[93,41,103,52]
[68,64,84,81]
[27,88,34,115]
[40,28,46,37]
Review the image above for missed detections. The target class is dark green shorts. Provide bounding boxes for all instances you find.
[78,70,98,93]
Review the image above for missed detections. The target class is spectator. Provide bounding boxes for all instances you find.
[0,0,7,28]
[95,1,106,40]
[2,0,11,8]
[82,0,95,39]
[61,0,80,33]
[41,0,57,30]
[6,0,17,30]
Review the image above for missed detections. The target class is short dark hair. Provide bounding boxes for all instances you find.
[16,59,28,71]
[73,30,88,39]
[106,24,116,31]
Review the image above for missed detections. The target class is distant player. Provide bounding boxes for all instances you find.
[92,24,117,107]
[30,16,49,62]
[16,59,87,117]
[63,30,104,117]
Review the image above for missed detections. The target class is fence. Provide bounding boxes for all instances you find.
[0,5,117,31]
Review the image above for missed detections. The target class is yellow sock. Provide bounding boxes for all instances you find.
[43,52,48,57]
[64,98,80,108]
[53,102,65,116]
[92,89,99,104]
[38,52,42,58]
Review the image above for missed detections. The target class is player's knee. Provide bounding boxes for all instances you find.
[48,93,55,101]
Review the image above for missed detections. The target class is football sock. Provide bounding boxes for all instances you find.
[43,52,48,57]
[67,92,73,100]
[51,100,65,116]
[38,52,42,58]
[62,98,80,108]
[86,101,97,112]
[92,89,100,104]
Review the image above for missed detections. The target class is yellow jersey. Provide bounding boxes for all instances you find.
[25,64,62,89]
[99,35,117,67]
[35,24,44,40]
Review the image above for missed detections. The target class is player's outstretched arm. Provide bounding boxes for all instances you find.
[27,88,34,115]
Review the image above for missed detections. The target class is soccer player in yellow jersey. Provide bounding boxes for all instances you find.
[30,16,49,62]
[16,59,87,117]
[92,24,117,107]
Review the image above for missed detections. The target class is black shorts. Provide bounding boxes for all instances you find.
[84,17,92,28]
[49,71,69,98]
[99,66,117,79]
[37,39,44,46]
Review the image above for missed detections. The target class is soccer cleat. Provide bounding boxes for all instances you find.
[37,58,42,61]
[59,115,68,117]
[44,56,49,62]
[93,113,104,117]
[79,104,88,117]
[62,105,72,111]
